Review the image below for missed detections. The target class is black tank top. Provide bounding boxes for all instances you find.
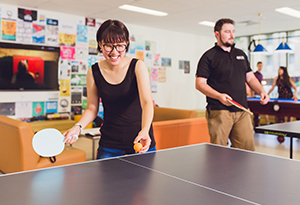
[91,58,155,150]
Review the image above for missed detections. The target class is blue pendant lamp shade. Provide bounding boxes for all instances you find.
[253,44,267,52]
[276,42,292,52]
[252,14,268,53]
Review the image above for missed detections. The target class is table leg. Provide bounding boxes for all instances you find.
[290,137,293,159]
[276,116,286,143]
[253,114,260,127]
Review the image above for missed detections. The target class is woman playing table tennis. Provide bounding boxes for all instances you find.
[63,19,156,159]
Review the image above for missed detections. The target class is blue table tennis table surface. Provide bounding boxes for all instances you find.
[1,143,300,205]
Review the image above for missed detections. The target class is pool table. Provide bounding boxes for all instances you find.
[247,97,300,126]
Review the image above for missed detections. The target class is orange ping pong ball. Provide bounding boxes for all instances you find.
[134,143,143,152]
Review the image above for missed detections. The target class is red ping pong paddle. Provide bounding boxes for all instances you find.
[226,98,253,115]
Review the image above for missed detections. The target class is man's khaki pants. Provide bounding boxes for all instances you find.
[205,109,255,151]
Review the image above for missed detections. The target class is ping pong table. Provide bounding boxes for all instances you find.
[1,143,300,204]
[255,121,300,159]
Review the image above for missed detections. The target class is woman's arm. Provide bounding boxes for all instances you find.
[290,78,298,100]
[134,60,154,153]
[267,76,278,95]
[63,66,99,144]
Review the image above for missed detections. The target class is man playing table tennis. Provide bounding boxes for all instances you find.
[195,18,269,151]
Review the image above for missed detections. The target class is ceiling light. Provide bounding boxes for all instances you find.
[198,21,215,27]
[275,37,292,53]
[252,14,267,54]
[275,7,300,19]
[119,5,168,16]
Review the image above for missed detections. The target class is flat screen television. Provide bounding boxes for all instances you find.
[0,42,60,91]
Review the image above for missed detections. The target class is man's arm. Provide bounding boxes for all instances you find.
[246,72,269,105]
[195,77,232,106]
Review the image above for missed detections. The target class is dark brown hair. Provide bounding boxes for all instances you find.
[214,18,235,32]
[96,19,130,53]
[277,66,292,88]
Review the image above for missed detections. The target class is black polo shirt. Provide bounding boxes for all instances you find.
[196,44,252,111]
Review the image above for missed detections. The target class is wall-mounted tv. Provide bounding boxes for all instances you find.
[0,42,60,91]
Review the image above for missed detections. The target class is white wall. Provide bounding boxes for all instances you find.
[127,23,214,110]
[0,3,215,112]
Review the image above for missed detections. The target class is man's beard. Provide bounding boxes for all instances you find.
[221,38,234,47]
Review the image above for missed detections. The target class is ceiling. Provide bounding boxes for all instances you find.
[1,0,300,37]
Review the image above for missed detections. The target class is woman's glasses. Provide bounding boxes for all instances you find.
[102,44,127,52]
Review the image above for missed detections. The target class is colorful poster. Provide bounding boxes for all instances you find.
[18,8,37,22]
[59,60,71,79]
[32,102,45,117]
[136,50,144,61]
[88,39,98,55]
[184,61,190,74]
[32,23,45,43]
[71,86,83,104]
[39,15,46,22]
[179,60,184,69]
[153,53,161,66]
[85,17,95,27]
[45,101,58,114]
[71,61,80,73]
[75,43,88,60]
[144,51,154,66]
[135,35,145,50]
[2,5,17,20]
[71,105,82,115]
[0,102,15,116]
[71,74,86,86]
[82,99,87,110]
[2,20,16,41]
[151,81,157,93]
[17,21,32,43]
[15,102,32,118]
[88,55,100,68]
[60,79,70,96]
[88,26,97,55]
[59,21,76,34]
[129,41,136,56]
[151,68,158,82]
[161,58,171,67]
[58,97,70,113]
[145,40,151,51]
[59,33,76,47]
[46,18,59,45]
[77,24,87,43]
[158,68,166,82]
[71,60,87,74]
[60,46,75,60]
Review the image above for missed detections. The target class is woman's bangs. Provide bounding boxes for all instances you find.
[102,27,126,44]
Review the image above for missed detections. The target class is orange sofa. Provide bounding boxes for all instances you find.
[0,115,86,174]
[152,107,210,150]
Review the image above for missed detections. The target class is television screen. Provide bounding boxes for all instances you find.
[0,42,60,91]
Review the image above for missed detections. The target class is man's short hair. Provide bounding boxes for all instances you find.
[257,61,262,65]
[214,18,235,32]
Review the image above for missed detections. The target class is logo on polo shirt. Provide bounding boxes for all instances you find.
[236,56,245,60]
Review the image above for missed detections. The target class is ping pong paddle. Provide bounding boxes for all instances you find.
[226,98,253,115]
[32,128,77,162]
